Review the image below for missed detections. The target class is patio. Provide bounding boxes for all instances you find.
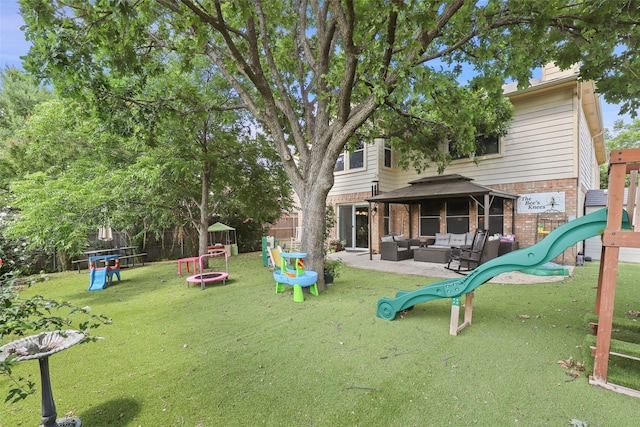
[327,249,573,284]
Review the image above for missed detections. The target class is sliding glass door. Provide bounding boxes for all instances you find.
[338,204,369,250]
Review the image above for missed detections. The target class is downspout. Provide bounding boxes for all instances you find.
[370,137,382,259]
[369,180,379,260]
[484,194,490,231]
[512,199,516,235]
[369,200,373,260]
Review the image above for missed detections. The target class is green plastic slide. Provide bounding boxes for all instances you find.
[376,208,629,321]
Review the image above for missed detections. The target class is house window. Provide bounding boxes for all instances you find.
[446,199,469,233]
[335,140,365,172]
[334,152,345,172]
[349,140,364,169]
[383,203,390,236]
[449,134,500,160]
[384,142,392,168]
[478,199,504,235]
[420,201,441,236]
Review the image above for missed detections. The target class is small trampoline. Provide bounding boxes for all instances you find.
[186,251,229,290]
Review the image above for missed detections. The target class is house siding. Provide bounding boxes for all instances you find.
[387,87,577,187]
[577,98,599,227]
[542,63,581,80]
[329,141,379,196]
[578,103,597,190]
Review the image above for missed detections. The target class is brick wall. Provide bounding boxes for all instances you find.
[481,178,580,263]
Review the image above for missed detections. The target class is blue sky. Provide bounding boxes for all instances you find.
[0,1,630,131]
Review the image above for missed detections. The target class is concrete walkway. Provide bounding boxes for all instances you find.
[327,249,574,284]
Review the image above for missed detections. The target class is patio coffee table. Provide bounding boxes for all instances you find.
[414,247,451,263]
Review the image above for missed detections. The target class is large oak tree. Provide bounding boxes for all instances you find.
[20,0,640,289]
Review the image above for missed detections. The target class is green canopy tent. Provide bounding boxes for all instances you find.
[207,222,238,255]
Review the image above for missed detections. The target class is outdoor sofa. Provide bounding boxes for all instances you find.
[414,232,474,264]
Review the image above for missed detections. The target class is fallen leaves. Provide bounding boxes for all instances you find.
[557,357,573,369]
[557,357,586,378]
[566,369,581,378]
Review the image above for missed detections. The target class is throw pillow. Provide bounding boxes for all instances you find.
[450,233,466,246]
[465,232,474,245]
[434,233,450,246]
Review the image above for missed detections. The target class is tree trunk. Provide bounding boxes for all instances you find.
[299,183,332,292]
[56,250,69,273]
[198,169,210,259]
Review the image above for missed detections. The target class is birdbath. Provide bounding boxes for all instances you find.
[0,330,85,427]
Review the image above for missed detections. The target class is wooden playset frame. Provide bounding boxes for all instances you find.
[588,148,640,397]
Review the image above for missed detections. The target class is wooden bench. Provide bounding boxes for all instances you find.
[118,253,147,268]
[71,259,89,273]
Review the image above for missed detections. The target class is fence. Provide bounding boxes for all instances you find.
[264,215,299,241]
[21,222,273,273]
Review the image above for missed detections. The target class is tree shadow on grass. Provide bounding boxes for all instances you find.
[79,397,141,425]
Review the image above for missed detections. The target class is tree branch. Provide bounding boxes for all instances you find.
[331,0,357,126]
[255,0,309,165]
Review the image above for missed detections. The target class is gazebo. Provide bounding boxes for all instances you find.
[208,222,238,256]
[365,174,518,259]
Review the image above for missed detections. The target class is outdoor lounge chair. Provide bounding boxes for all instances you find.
[446,229,489,273]
[379,235,419,261]
[380,240,411,261]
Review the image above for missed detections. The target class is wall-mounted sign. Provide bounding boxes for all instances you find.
[517,191,565,213]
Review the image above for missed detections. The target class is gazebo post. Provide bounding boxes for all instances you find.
[369,180,378,260]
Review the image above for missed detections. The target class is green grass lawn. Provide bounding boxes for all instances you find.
[2,254,640,426]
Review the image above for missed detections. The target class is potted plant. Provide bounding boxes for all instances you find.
[324,258,343,285]
[329,239,342,252]
[324,206,336,255]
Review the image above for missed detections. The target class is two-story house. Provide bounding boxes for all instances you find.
[326,63,605,262]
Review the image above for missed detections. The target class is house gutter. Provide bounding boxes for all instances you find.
[503,75,578,99]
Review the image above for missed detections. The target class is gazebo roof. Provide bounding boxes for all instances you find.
[366,174,518,204]
[207,222,235,232]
